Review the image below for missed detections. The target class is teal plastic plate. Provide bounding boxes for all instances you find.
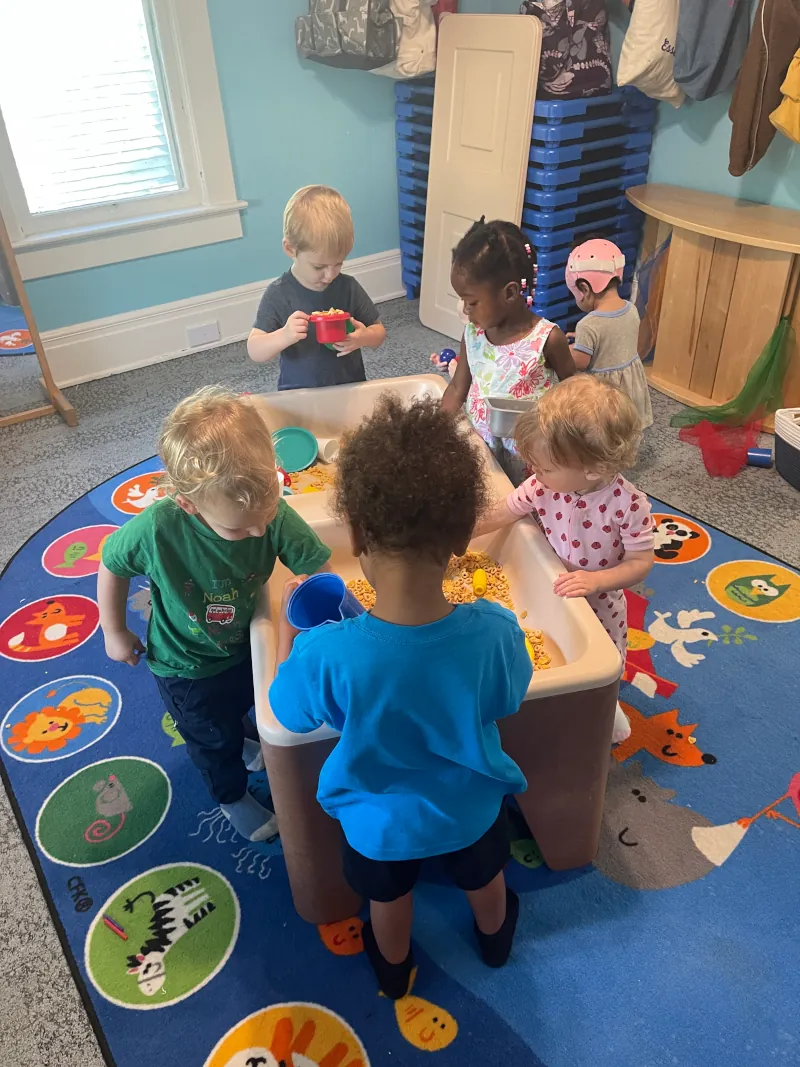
[272,426,318,474]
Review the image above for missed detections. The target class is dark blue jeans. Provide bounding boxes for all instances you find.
[155,656,255,805]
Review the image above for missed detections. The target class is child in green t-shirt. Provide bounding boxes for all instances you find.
[98,386,331,842]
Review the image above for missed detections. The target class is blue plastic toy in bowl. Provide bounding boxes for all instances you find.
[287,573,365,630]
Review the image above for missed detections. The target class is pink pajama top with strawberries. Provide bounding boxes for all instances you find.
[507,475,655,656]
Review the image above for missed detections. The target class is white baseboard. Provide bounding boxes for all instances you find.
[41,249,404,387]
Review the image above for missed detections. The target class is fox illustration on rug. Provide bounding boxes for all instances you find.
[613,702,717,767]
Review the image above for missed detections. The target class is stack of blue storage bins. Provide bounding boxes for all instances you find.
[524,87,656,333]
[394,82,655,318]
[394,77,434,300]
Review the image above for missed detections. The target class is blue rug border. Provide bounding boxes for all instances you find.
[0,454,795,1067]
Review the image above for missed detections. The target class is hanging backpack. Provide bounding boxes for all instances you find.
[297,0,399,70]
[520,0,613,99]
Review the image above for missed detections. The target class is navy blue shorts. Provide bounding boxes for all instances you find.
[342,807,510,902]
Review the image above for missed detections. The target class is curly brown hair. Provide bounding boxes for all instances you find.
[334,394,489,565]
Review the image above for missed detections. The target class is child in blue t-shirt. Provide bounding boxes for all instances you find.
[269,396,532,998]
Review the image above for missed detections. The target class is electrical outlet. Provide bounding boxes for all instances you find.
[186,321,221,348]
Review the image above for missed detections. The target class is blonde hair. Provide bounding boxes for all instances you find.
[159,386,279,513]
[283,185,354,258]
[515,375,642,474]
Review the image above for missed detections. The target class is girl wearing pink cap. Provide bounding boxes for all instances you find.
[565,238,653,430]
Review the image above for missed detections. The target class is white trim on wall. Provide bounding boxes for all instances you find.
[0,0,245,279]
[41,249,404,387]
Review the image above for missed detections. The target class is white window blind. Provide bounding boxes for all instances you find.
[0,0,180,216]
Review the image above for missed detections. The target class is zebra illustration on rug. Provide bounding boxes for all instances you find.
[124,876,216,995]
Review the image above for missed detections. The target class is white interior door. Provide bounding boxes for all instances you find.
[419,13,542,340]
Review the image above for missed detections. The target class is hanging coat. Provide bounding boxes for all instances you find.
[770,47,800,141]
[674,0,753,100]
[728,0,800,175]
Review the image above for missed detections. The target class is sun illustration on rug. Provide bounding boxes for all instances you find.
[205,1003,369,1067]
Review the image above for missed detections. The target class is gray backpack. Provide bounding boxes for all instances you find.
[297,0,399,70]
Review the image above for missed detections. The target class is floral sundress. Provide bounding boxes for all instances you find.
[464,317,557,449]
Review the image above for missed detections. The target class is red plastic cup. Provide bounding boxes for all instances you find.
[310,311,350,343]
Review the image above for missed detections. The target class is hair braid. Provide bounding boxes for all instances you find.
[452,217,538,301]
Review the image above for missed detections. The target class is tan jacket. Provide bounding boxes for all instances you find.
[728,0,800,175]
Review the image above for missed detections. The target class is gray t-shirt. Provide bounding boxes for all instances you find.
[573,301,639,371]
[254,270,380,390]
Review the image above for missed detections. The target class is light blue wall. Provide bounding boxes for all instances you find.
[26,0,800,331]
[27,0,399,331]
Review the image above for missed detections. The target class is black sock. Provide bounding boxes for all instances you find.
[362,921,414,1000]
[474,887,519,968]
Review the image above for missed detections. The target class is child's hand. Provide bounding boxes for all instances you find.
[430,353,448,370]
[332,318,367,356]
[280,574,308,622]
[104,629,145,666]
[283,310,310,345]
[553,570,604,598]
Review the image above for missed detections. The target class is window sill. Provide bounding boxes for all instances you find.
[13,200,248,280]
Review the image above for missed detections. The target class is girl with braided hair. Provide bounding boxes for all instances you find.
[442,218,575,480]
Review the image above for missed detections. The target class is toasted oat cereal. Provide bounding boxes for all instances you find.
[290,463,336,495]
[524,627,551,671]
[347,577,376,611]
[346,552,551,670]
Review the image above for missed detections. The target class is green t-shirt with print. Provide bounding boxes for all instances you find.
[102,496,331,679]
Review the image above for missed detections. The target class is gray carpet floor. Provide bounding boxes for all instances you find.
[0,297,797,1067]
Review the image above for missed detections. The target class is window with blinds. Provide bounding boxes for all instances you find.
[0,0,181,216]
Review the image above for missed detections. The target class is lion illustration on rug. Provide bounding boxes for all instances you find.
[8,686,111,755]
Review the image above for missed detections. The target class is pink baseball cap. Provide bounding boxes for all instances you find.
[565,239,625,301]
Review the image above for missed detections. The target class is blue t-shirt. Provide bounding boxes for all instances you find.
[269,600,532,861]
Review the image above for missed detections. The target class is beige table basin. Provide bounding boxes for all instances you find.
[252,495,621,748]
[249,377,623,923]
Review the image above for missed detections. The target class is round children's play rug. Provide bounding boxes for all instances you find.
[0,456,797,1067]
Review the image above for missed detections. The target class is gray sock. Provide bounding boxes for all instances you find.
[243,737,264,772]
[221,792,277,842]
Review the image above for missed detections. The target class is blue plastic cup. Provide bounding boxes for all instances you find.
[746,447,773,468]
[286,572,365,630]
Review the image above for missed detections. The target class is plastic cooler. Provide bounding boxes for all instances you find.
[775,408,800,490]
[249,377,622,924]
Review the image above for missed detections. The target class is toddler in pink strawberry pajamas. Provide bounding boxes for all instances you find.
[483,375,654,743]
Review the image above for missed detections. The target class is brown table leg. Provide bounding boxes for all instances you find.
[499,681,618,870]
[262,738,362,924]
